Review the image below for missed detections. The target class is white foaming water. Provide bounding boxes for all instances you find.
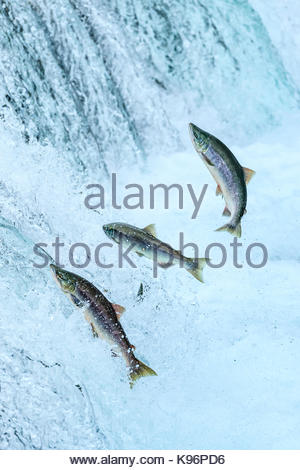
[1,114,300,449]
[0,0,299,450]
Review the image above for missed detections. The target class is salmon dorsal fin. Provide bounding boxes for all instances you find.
[112,303,126,315]
[143,224,157,237]
[243,167,255,184]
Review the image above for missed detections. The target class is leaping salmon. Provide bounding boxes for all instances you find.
[50,264,157,387]
[189,123,255,237]
[103,222,208,282]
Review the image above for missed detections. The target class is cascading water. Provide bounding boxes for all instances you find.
[0,0,299,450]
[0,0,298,171]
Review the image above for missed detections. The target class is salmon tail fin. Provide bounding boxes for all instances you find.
[186,257,208,283]
[129,360,157,388]
[216,222,241,238]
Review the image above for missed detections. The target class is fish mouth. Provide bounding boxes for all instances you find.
[188,122,196,139]
[103,224,111,238]
[50,263,63,288]
[50,263,62,284]
[103,223,117,241]
[50,263,59,279]
[50,264,75,293]
[189,122,203,146]
[189,122,203,140]
[188,122,209,153]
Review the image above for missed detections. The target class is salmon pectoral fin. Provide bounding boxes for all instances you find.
[243,167,256,184]
[143,224,157,237]
[222,206,231,217]
[216,222,241,238]
[216,185,222,196]
[158,261,173,269]
[70,294,84,308]
[91,324,99,338]
[204,155,214,166]
[84,313,100,338]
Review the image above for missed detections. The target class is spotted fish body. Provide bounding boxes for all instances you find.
[189,123,255,237]
[50,264,156,385]
[103,222,207,282]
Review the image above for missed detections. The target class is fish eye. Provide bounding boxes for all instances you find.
[57,271,68,282]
